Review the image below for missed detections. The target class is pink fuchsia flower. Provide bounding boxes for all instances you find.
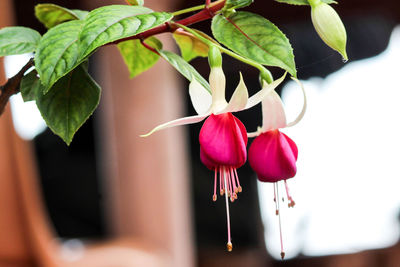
[248,78,306,259]
[142,60,286,251]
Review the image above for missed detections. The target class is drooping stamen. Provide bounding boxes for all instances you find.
[223,167,233,251]
[234,168,242,193]
[227,170,234,202]
[230,167,238,195]
[219,166,224,196]
[213,169,217,201]
[273,183,278,215]
[275,182,285,259]
[284,180,295,208]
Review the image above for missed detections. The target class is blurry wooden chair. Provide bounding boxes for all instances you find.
[0,106,171,267]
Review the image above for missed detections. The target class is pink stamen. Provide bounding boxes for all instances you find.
[275,182,285,260]
[234,169,242,193]
[284,180,295,208]
[230,167,238,194]
[213,169,217,201]
[219,166,224,196]
[223,167,233,252]
[273,183,278,215]
[227,170,234,202]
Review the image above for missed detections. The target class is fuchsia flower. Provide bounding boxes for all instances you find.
[142,60,286,251]
[248,78,306,259]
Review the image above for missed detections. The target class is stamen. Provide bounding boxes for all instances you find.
[230,167,238,194]
[213,169,217,201]
[284,180,296,208]
[275,182,285,259]
[234,169,242,192]
[219,166,224,196]
[227,169,234,202]
[273,183,278,215]
[223,167,232,251]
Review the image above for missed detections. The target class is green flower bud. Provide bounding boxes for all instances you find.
[208,45,222,68]
[309,0,348,61]
[259,67,273,86]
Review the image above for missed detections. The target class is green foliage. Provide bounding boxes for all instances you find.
[275,0,337,5]
[78,5,172,60]
[22,64,100,145]
[212,11,296,76]
[118,37,162,78]
[125,0,144,6]
[159,50,210,93]
[35,4,88,29]
[20,70,42,102]
[0,27,41,57]
[35,20,83,92]
[224,0,254,10]
[35,5,173,91]
[173,30,211,62]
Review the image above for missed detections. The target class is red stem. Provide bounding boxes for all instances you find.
[112,0,226,44]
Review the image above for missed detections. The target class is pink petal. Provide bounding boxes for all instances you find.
[249,130,298,182]
[199,113,247,169]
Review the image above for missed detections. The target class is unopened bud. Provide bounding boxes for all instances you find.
[259,67,273,86]
[208,45,222,68]
[309,1,348,61]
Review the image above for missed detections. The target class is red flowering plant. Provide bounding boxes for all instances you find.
[0,0,347,256]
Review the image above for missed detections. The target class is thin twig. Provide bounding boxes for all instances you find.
[0,58,34,115]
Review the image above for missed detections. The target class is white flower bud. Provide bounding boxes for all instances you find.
[309,1,348,61]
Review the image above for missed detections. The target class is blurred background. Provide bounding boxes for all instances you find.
[1,0,400,266]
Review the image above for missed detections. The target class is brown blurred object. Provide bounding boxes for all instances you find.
[0,0,193,266]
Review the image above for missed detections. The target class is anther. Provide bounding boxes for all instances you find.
[227,242,233,252]
[276,210,279,216]
[220,189,224,196]
[213,194,217,201]
[280,252,285,260]
[237,186,242,193]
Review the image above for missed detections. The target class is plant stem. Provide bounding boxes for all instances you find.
[172,4,205,17]
[174,23,271,77]
[112,0,226,44]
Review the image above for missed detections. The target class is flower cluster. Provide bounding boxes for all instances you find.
[142,47,306,257]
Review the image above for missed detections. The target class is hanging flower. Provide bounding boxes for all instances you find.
[142,46,286,251]
[248,78,306,259]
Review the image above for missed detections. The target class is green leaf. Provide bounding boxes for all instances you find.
[118,37,162,78]
[224,0,253,10]
[173,30,211,62]
[20,70,42,102]
[36,64,101,145]
[78,5,173,60]
[275,0,337,5]
[159,50,210,93]
[35,4,88,29]
[212,11,296,76]
[0,27,41,57]
[35,20,83,92]
[125,0,144,6]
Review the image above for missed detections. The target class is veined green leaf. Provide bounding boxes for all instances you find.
[118,37,162,78]
[159,50,210,93]
[35,20,83,92]
[275,0,337,5]
[125,0,144,6]
[78,5,172,60]
[173,29,211,62]
[224,0,253,10]
[0,27,41,57]
[20,70,42,102]
[35,4,88,29]
[212,11,296,76]
[36,64,101,145]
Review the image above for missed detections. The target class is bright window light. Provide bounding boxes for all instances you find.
[259,26,400,259]
[4,54,46,140]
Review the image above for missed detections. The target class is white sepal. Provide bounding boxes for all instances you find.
[189,77,212,115]
[218,72,249,114]
[140,113,210,137]
[286,77,307,128]
[245,73,286,110]
[261,89,287,131]
[209,66,228,112]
